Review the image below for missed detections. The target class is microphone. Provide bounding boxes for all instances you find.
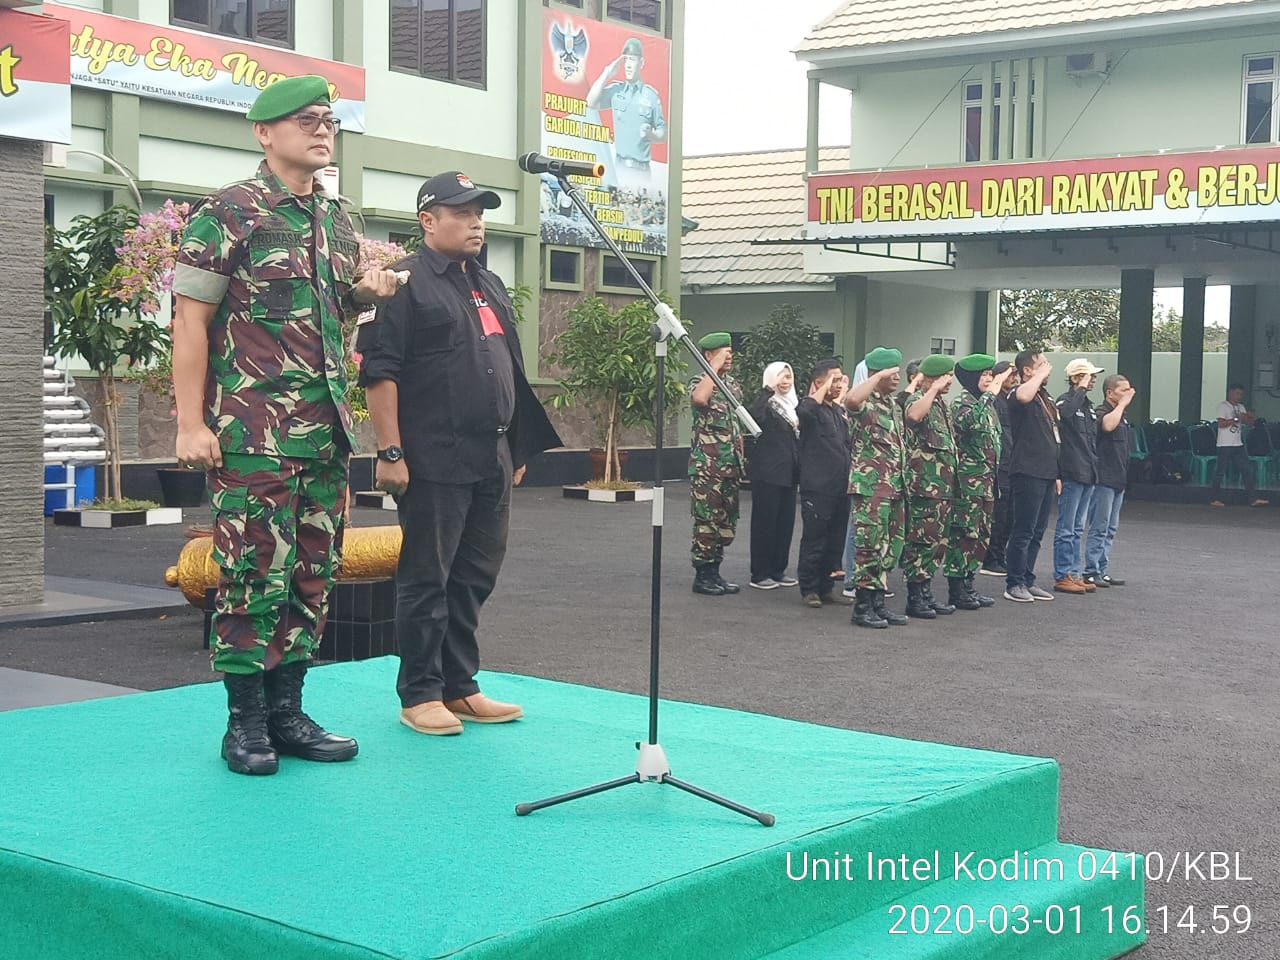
[518,152,605,179]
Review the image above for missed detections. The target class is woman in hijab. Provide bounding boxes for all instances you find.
[746,362,800,589]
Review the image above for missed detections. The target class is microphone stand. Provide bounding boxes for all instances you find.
[515,173,774,827]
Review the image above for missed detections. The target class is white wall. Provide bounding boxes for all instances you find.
[137,136,261,188]
[865,280,978,362]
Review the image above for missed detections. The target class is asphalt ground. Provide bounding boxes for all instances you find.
[2,488,1276,960]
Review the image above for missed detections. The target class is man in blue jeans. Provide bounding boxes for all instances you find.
[1052,358,1102,594]
[1085,373,1136,588]
[1003,349,1061,603]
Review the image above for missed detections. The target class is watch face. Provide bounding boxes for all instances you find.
[380,446,403,462]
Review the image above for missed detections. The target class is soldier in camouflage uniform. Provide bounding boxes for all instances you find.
[172,76,401,776]
[943,354,1012,611]
[844,348,909,629]
[689,332,744,596]
[900,354,960,619]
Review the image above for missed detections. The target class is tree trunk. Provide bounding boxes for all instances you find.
[603,389,619,484]
[101,371,122,502]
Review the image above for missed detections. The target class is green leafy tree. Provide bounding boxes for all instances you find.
[999,289,1122,352]
[45,206,171,502]
[547,295,688,484]
[733,304,830,396]
[1151,307,1230,352]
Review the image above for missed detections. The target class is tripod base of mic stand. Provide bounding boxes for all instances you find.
[515,742,776,826]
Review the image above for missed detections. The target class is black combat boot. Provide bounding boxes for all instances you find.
[851,588,888,628]
[922,579,955,615]
[947,576,981,611]
[693,564,725,596]
[873,589,909,626]
[966,573,996,607]
[709,561,740,594]
[222,672,278,776]
[905,580,936,619]
[265,661,359,762]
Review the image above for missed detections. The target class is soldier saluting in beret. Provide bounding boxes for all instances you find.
[172,75,402,775]
[689,332,744,596]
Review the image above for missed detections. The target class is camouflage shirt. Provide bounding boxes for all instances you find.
[951,391,1001,500]
[849,392,906,499]
[902,389,957,500]
[688,373,744,480]
[173,160,361,459]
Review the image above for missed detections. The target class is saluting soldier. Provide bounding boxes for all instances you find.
[942,354,1012,611]
[844,348,910,629]
[900,354,959,619]
[689,332,744,596]
[173,75,401,776]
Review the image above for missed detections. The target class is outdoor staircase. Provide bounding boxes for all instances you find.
[42,355,106,509]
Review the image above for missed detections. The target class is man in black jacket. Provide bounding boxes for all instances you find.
[1052,358,1102,595]
[796,360,853,608]
[747,363,800,589]
[1085,373,1136,588]
[1004,349,1060,603]
[981,361,1018,576]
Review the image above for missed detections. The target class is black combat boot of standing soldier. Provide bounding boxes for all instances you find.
[693,564,726,596]
[222,672,279,776]
[922,579,956,615]
[873,589,909,626]
[966,573,996,607]
[905,580,937,619]
[947,576,982,611]
[709,561,740,594]
[851,588,888,629]
[265,661,359,762]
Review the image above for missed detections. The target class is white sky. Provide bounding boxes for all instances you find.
[679,0,1229,324]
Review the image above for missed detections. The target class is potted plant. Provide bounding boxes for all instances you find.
[547,295,687,502]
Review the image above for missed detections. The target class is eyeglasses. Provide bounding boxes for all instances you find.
[286,112,341,134]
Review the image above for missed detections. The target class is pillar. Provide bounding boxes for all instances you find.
[1179,278,1206,423]
[1227,285,1256,396]
[1117,269,1154,425]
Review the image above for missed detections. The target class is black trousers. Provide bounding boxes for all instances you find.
[1209,446,1256,500]
[1006,473,1055,589]
[749,480,797,581]
[988,483,1012,565]
[797,491,850,596]
[394,452,511,708]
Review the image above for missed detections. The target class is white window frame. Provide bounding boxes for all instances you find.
[961,70,1036,163]
[1242,54,1279,144]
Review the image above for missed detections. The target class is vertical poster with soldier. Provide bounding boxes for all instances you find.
[540,9,670,255]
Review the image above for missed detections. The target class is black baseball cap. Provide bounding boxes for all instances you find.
[417,170,501,211]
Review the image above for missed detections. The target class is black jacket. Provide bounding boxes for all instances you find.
[1056,387,1099,485]
[747,390,799,487]
[797,398,852,496]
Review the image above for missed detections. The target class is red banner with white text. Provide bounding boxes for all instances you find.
[0,9,71,143]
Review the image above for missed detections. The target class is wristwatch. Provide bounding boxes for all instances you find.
[376,445,404,463]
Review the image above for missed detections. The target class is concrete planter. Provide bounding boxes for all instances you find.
[561,484,654,503]
[53,507,184,528]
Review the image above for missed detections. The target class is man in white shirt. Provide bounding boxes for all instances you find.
[1209,383,1268,507]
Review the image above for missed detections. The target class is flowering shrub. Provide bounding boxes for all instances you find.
[112,199,190,315]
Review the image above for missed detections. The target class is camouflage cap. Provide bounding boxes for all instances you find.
[247,75,332,122]
[865,346,902,371]
[698,332,732,351]
[957,353,996,372]
[919,354,956,377]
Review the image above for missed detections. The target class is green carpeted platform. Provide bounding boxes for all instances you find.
[0,658,1143,959]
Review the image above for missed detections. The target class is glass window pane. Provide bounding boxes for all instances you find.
[212,0,247,37]
[608,0,661,30]
[421,0,451,79]
[964,105,981,162]
[964,82,982,102]
[603,255,653,288]
[173,0,209,26]
[1246,81,1274,143]
[455,0,484,85]
[253,0,291,44]
[992,80,1001,99]
[991,103,1001,160]
[390,0,421,71]
[1247,56,1275,76]
[549,249,580,284]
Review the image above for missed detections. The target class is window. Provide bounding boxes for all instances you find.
[544,246,584,291]
[171,0,293,47]
[391,0,486,88]
[929,337,957,357]
[598,253,657,292]
[962,75,1034,162]
[1243,55,1279,143]
[606,0,662,31]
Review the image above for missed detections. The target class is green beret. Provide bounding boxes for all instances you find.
[698,332,732,351]
[919,354,956,377]
[958,353,996,372]
[246,74,332,122]
[623,38,644,57]
[865,346,902,371]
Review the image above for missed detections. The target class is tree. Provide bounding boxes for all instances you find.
[733,304,830,397]
[999,289,1121,352]
[45,206,172,503]
[547,295,688,484]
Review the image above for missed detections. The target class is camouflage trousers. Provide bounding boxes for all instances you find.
[942,496,994,578]
[690,473,740,565]
[208,453,347,674]
[899,496,953,581]
[851,493,905,591]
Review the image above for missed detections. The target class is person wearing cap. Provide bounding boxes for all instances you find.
[795,359,853,608]
[172,75,402,775]
[1052,359,1103,594]
[981,360,1019,576]
[357,171,562,736]
[1084,373,1137,588]
[844,348,909,628]
[1004,349,1061,603]
[587,36,667,185]
[689,333,744,596]
[943,354,1012,610]
[900,355,960,619]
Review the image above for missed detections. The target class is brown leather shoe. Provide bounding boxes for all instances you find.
[1054,577,1086,594]
[400,700,463,736]
[1073,575,1096,593]
[445,693,523,724]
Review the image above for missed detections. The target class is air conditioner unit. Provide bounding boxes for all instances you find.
[1065,52,1109,77]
